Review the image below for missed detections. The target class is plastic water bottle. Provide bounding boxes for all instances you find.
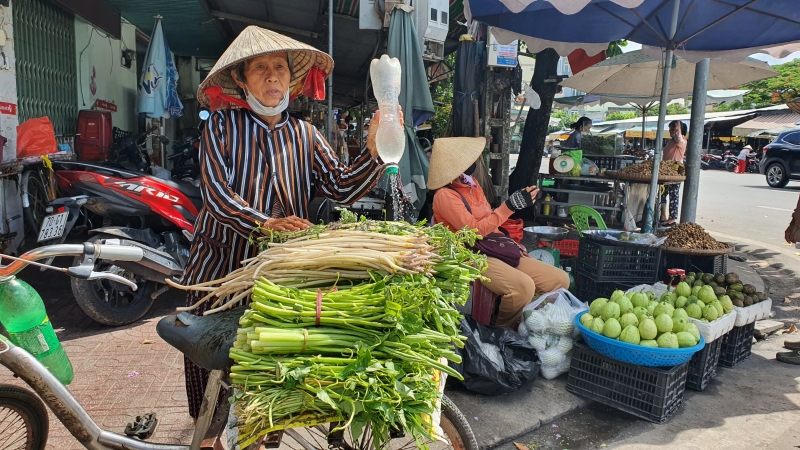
[565,267,575,293]
[0,278,74,384]
[370,54,404,175]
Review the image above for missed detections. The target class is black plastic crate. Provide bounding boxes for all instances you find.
[718,323,755,368]
[577,239,661,282]
[575,270,635,302]
[567,341,688,423]
[585,155,638,171]
[685,336,723,391]
[661,253,727,279]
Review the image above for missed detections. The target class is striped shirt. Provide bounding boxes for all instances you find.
[180,109,382,289]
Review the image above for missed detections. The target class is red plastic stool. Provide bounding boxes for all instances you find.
[471,280,498,326]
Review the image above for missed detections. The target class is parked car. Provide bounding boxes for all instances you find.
[760,129,800,188]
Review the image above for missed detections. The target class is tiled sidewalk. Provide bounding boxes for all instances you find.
[0,265,195,449]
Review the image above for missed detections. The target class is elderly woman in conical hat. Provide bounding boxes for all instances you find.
[183,26,396,419]
[428,138,570,329]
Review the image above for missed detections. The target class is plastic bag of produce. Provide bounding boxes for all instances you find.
[517,289,588,380]
[451,316,541,395]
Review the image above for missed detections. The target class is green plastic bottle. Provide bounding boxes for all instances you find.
[0,277,74,384]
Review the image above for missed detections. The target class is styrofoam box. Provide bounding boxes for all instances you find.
[689,311,736,343]
[733,298,773,327]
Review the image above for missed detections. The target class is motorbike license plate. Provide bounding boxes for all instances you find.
[37,212,69,242]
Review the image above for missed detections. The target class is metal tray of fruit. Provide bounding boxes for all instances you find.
[582,230,666,248]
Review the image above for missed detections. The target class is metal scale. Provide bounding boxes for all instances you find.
[523,226,569,266]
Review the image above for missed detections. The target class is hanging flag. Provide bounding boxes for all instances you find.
[567,49,606,76]
[137,19,183,119]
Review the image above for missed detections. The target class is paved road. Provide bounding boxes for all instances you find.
[694,169,800,258]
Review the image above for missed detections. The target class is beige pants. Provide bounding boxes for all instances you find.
[482,256,571,328]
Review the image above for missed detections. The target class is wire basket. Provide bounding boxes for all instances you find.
[575,311,705,367]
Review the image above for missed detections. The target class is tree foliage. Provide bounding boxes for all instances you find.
[711,100,746,112]
[605,111,639,121]
[741,59,800,106]
[550,109,580,129]
[430,53,457,138]
[644,103,689,116]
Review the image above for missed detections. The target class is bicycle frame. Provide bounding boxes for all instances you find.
[0,243,226,450]
[0,335,191,449]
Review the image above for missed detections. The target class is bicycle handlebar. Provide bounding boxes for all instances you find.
[97,245,143,262]
[0,243,144,290]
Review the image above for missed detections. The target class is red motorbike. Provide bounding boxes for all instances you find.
[45,127,201,326]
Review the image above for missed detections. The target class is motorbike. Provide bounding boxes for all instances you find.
[0,242,478,450]
[167,131,201,184]
[700,151,736,171]
[42,126,201,326]
[746,156,760,173]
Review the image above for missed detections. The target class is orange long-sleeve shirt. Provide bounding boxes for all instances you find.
[432,181,514,237]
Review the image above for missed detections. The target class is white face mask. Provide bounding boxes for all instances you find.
[244,87,290,117]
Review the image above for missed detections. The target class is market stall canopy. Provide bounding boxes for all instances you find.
[107,0,467,107]
[467,0,800,61]
[707,90,750,105]
[559,51,776,98]
[733,113,800,137]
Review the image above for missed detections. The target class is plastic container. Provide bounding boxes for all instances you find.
[733,298,772,327]
[660,253,727,280]
[566,340,688,423]
[575,271,636,302]
[577,239,661,283]
[75,110,112,161]
[542,239,580,258]
[0,278,74,384]
[688,311,737,343]
[718,323,755,368]
[574,311,705,367]
[685,336,723,391]
[370,54,403,174]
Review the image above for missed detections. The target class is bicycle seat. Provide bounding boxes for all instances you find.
[156,306,244,371]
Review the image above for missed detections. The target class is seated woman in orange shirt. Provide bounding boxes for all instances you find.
[428,137,570,328]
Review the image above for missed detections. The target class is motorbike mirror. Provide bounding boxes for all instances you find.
[199,109,210,121]
[158,135,169,145]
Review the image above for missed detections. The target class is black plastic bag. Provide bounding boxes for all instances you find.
[451,316,541,396]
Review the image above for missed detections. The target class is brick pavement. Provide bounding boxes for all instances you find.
[0,264,195,449]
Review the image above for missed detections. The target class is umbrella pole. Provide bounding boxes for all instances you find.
[681,58,710,223]
[641,107,647,149]
[642,0,681,234]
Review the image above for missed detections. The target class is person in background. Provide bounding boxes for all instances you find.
[735,145,753,173]
[428,137,570,329]
[661,120,687,226]
[563,116,592,149]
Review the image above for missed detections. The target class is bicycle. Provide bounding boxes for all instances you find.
[0,242,479,450]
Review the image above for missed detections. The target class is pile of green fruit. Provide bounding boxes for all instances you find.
[683,271,767,307]
[579,288,711,349]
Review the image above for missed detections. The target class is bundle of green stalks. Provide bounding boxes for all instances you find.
[171,212,487,448]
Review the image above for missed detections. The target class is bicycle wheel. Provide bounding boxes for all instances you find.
[272,395,478,450]
[0,385,49,450]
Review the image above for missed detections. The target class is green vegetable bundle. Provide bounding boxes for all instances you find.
[222,214,485,448]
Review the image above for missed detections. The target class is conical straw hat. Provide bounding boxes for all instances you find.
[197,26,334,108]
[427,137,487,190]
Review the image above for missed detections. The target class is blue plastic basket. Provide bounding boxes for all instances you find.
[575,311,705,367]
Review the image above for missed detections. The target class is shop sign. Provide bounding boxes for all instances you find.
[0,102,16,115]
[93,99,118,112]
